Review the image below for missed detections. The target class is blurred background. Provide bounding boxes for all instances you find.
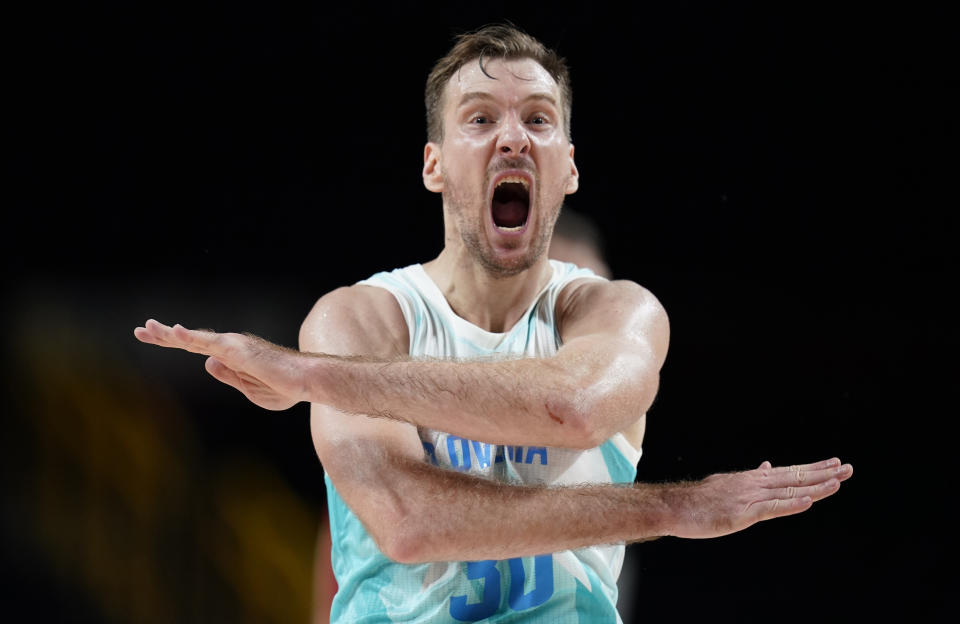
[3,2,954,622]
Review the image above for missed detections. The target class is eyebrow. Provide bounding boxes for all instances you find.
[457,91,559,108]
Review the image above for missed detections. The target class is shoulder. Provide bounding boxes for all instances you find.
[559,277,667,323]
[557,278,669,347]
[299,284,409,358]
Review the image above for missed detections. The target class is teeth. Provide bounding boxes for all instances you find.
[496,175,529,189]
[496,225,523,232]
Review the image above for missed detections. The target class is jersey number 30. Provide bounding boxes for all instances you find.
[449,555,554,621]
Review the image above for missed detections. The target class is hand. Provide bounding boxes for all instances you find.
[663,458,853,539]
[134,319,305,411]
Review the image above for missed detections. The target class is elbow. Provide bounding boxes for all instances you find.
[381,535,424,565]
[359,483,432,563]
[374,512,431,564]
[549,359,623,449]
[324,440,441,564]
[330,472,432,563]
[571,410,611,450]
[552,386,610,450]
[559,374,658,450]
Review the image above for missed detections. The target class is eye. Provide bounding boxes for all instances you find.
[469,114,492,124]
[527,114,549,125]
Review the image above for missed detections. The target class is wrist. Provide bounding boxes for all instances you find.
[633,481,684,539]
[302,352,335,404]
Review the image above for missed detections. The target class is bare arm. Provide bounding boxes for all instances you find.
[332,433,850,563]
[297,287,851,563]
[134,279,666,448]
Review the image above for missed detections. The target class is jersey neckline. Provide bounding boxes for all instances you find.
[408,261,560,341]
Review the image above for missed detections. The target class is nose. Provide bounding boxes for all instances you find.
[496,114,530,155]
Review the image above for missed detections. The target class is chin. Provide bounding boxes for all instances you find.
[475,244,546,279]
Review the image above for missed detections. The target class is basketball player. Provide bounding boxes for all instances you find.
[135,25,852,623]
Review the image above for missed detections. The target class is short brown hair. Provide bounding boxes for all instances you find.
[424,24,572,143]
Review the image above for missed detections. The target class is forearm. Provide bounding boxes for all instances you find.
[335,445,851,564]
[304,351,619,448]
[310,354,567,442]
[333,444,668,563]
[396,463,667,562]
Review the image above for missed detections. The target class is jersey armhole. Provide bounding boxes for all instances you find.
[356,273,420,355]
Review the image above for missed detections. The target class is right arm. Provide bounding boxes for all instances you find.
[136,280,669,449]
[303,286,852,564]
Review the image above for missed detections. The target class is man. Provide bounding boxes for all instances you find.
[135,24,852,623]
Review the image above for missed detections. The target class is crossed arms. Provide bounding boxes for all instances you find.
[134,278,852,563]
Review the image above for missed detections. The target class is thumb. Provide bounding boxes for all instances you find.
[205,356,245,390]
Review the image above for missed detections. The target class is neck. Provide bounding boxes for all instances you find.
[422,247,553,333]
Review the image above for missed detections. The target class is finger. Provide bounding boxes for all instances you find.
[754,495,813,521]
[765,463,853,488]
[134,321,184,348]
[763,458,844,480]
[154,321,231,357]
[765,478,841,504]
[138,319,183,346]
[766,458,842,474]
[172,323,216,346]
[207,358,292,410]
[205,356,248,393]
[145,318,176,336]
[754,458,839,478]
[134,326,161,344]
[179,326,251,363]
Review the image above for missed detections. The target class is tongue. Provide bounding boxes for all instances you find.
[492,199,527,228]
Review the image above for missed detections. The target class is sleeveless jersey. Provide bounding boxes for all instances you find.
[325,260,643,623]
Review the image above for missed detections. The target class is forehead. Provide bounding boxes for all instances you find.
[444,57,561,109]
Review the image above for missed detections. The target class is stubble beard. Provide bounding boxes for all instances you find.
[444,182,560,279]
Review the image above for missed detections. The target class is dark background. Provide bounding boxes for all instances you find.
[4,2,954,622]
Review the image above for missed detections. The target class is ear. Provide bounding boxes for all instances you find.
[564,144,579,195]
[422,142,443,193]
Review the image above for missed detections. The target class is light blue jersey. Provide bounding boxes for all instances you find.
[326,260,643,623]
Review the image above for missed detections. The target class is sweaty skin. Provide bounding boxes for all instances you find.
[134,56,853,565]
[421,58,579,331]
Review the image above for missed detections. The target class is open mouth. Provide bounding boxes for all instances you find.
[491,175,530,231]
